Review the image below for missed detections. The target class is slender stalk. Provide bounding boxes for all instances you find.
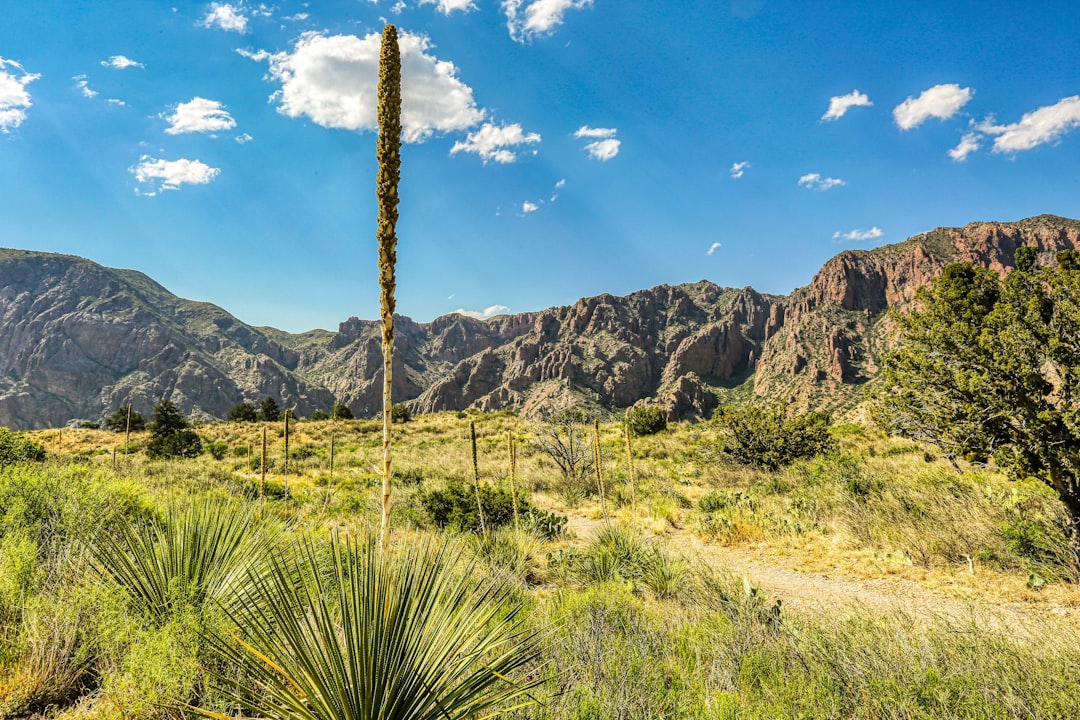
[472,421,488,538]
[377,24,402,546]
[282,410,290,494]
[508,429,519,529]
[625,412,637,528]
[260,426,267,498]
[124,404,131,458]
[594,418,608,521]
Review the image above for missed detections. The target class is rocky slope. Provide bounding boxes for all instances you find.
[2,215,1078,429]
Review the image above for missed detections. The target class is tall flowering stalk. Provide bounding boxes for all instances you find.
[377,24,401,545]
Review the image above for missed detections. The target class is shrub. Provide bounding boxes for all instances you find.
[0,428,46,466]
[391,403,412,423]
[308,409,330,422]
[627,405,667,436]
[205,442,229,461]
[712,404,836,470]
[419,481,525,533]
[147,400,202,459]
[331,402,354,420]
[102,405,146,432]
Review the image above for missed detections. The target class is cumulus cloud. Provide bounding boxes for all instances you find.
[162,97,237,135]
[130,156,220,193]
[948,131,981,162]
[201,2,248,32]
[833,227,883,242]
[822,89,872,121]
[893,83,973,130]
[730,161,749,179]
[798,173,845,191]
[450,122,540,163]
[706,242,722,256]
[976,96,1080,153]
[73,75,97,99]
[247,31,484,143]
[454,304,510,320]
[575,126,619,160]
[420,0,477,13]
[101,55,144,69]
[0,57,39,132]
[503,0,593,41]
[522,201,539,213]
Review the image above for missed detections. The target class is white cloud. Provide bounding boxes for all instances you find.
[73,75,97,99]
[948,131,980,161]
[0,57,39,132]
[130,156,220,193]
[555,178,566,188]
[249,31,484,143]
[503,0,593,41]
[730,161,749,179]
[893,83,973,130]
[235,132,253,143]
[522,201,539,213]
[162,97,236,135]
[706,242,722,256]
[283,12,309,21]
[833,226,883,242]
[420,0,477,13]
[107,98,126,106]
[798,173,845,191]
[454,305,510,320]
[101,55,144,69]
[822,89,872,121]
[450,122,540,163]
[574,125,615,139]
[976,96,1080,153]
[201,3,248,32]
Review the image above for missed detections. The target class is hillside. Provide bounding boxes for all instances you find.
[2,214,1079,429]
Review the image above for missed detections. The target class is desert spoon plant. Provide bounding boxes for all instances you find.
[377,23,402,544]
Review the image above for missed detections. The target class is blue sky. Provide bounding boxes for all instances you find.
[2,1,1079,332]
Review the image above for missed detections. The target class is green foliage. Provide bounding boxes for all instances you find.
[205,441,228,461]
[0,427,46,466]
[711,405,836,470]
[307,409,330,421]
[227,402,258,423]
[102,405,146,433]
[871,252,1080,543]
[195,531,543,720]
[331,402,354,420]
[391,402,412,423]
[419,480,526,533]
[257,396,281,423]
[147,400,202,459]
[626,405,668,436]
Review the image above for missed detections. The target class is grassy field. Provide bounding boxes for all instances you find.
[2,412,1079,719]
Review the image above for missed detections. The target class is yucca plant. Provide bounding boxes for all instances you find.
[194,531,544,720]
[90,499,277,623]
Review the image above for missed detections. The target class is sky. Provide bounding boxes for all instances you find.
[2,1,1079,333]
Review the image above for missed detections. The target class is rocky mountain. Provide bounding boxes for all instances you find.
[2,215,1079,430]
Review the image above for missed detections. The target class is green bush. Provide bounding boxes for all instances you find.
[419,481,525,533]
[712,405,837,470]
[0,428,46,466]
[102,405,146,433]
[627,405,667,436]
[206,441,229,461]
[391,403,412,423]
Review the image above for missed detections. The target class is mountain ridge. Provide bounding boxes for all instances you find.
[2,214,1078,430]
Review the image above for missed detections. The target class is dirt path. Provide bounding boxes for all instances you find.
[563,514,1080,632]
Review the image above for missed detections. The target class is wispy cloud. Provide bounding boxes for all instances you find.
[246,30,484,143]
[0,56,39,133]
[822,89,872,121]
[976,96,1080,153]
[948,131,980,161]
[162,97,236,135]
[893,83,973,130]
[522,201,539,213]
[101,55,144,69]
[450,122,540,163]
[503,0,593,42]
[729,161,750,179]
[235,132,253,144]
[798,173,845,191]
[420,0,477,14]
[130,156,220,194]
[454,304,510,320]
[73,75,97,99]
[833,226,883,242]
[201,2,248,32]
[575,125,620,160]
[706,242,722,256]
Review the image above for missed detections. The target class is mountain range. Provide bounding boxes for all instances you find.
[2,214,1079,430]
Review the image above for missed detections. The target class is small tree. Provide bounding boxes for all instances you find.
[257,397,281,423]
[391,403,412,423]
[712,404,835,470]
[331,402,354,420]
[102,405,146,433]
[228,402,259,423]
[147,399,202,459]
[0,427,46,466]
[626,405,667,436]
[308,409,330,422]
[535,407,595,482]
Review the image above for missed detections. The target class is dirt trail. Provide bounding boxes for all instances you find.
[563,514,1080,633]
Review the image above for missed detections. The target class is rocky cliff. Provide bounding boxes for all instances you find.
[2,214,1078,429]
